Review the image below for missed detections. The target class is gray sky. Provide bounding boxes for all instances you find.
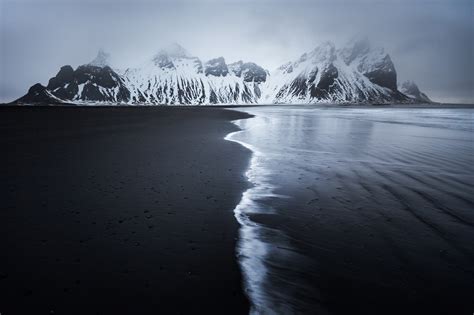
[1,0,473,103]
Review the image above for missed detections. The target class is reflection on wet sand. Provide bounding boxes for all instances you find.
[227,106,474,315]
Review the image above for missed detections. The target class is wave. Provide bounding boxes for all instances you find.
[225,119,322,315]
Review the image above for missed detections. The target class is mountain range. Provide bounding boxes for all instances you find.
[13,39,431,105]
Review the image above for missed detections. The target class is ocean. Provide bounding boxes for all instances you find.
[226,105,474,314]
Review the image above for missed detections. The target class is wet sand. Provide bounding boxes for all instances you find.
[0,106,252,315]
[228,106,474,315]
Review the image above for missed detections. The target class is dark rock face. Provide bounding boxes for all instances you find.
[229,61,267,83]
[400,80,432,103]
[76,65,118,88]
[308,68,318,84]
[47,66,74,90]
[340,37,398,92]
[241,62,267,83]
[193,58,204,74]
[205,57,229,77]
[361,54,398,91]
[317,64,338,91]
[288,74,308,98]
[311,63,339,99]
[13,83,59,104]
[229,60,243,77]
[51,81,79,100]
[276,62,341,101]
[15,64,130,104]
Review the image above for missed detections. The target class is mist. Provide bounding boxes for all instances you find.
[1,0,473,103]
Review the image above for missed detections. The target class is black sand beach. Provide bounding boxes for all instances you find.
[2,105,473,315]
[0,106,252,314]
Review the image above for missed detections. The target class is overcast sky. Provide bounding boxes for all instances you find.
[1,0,473,103]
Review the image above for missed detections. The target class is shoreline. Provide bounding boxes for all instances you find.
[225,112,323,314]
[222,106,474,314]
[225,121,268,314]
[0,106,253,314]
[2,103,474,109]
[225,115,302,314]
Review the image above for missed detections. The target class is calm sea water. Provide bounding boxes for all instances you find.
[226,106,474,314]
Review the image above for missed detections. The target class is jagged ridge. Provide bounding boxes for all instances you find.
[14,41,430,105]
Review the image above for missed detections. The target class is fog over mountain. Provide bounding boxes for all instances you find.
[1,0,473,103]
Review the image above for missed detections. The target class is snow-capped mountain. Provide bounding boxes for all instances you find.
[119,45,266,105]
[13,41,431,105]
[399,80,431,103]
[262,38,407,104]
[15,63,131,104]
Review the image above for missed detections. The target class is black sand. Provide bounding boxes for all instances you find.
[0,106,252,315]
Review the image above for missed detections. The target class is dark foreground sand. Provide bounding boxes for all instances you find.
[0,106,252,315]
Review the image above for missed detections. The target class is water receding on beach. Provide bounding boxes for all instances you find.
[226,105,474,314]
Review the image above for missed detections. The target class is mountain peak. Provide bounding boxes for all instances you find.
[205,57,228,76]
[307,41,336,63]
[400,80,432,103]
[89,49,111,67]
[152,43,192,68]
[156,43,190,59]
[229,60,267,82]
[341,37,370,63]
